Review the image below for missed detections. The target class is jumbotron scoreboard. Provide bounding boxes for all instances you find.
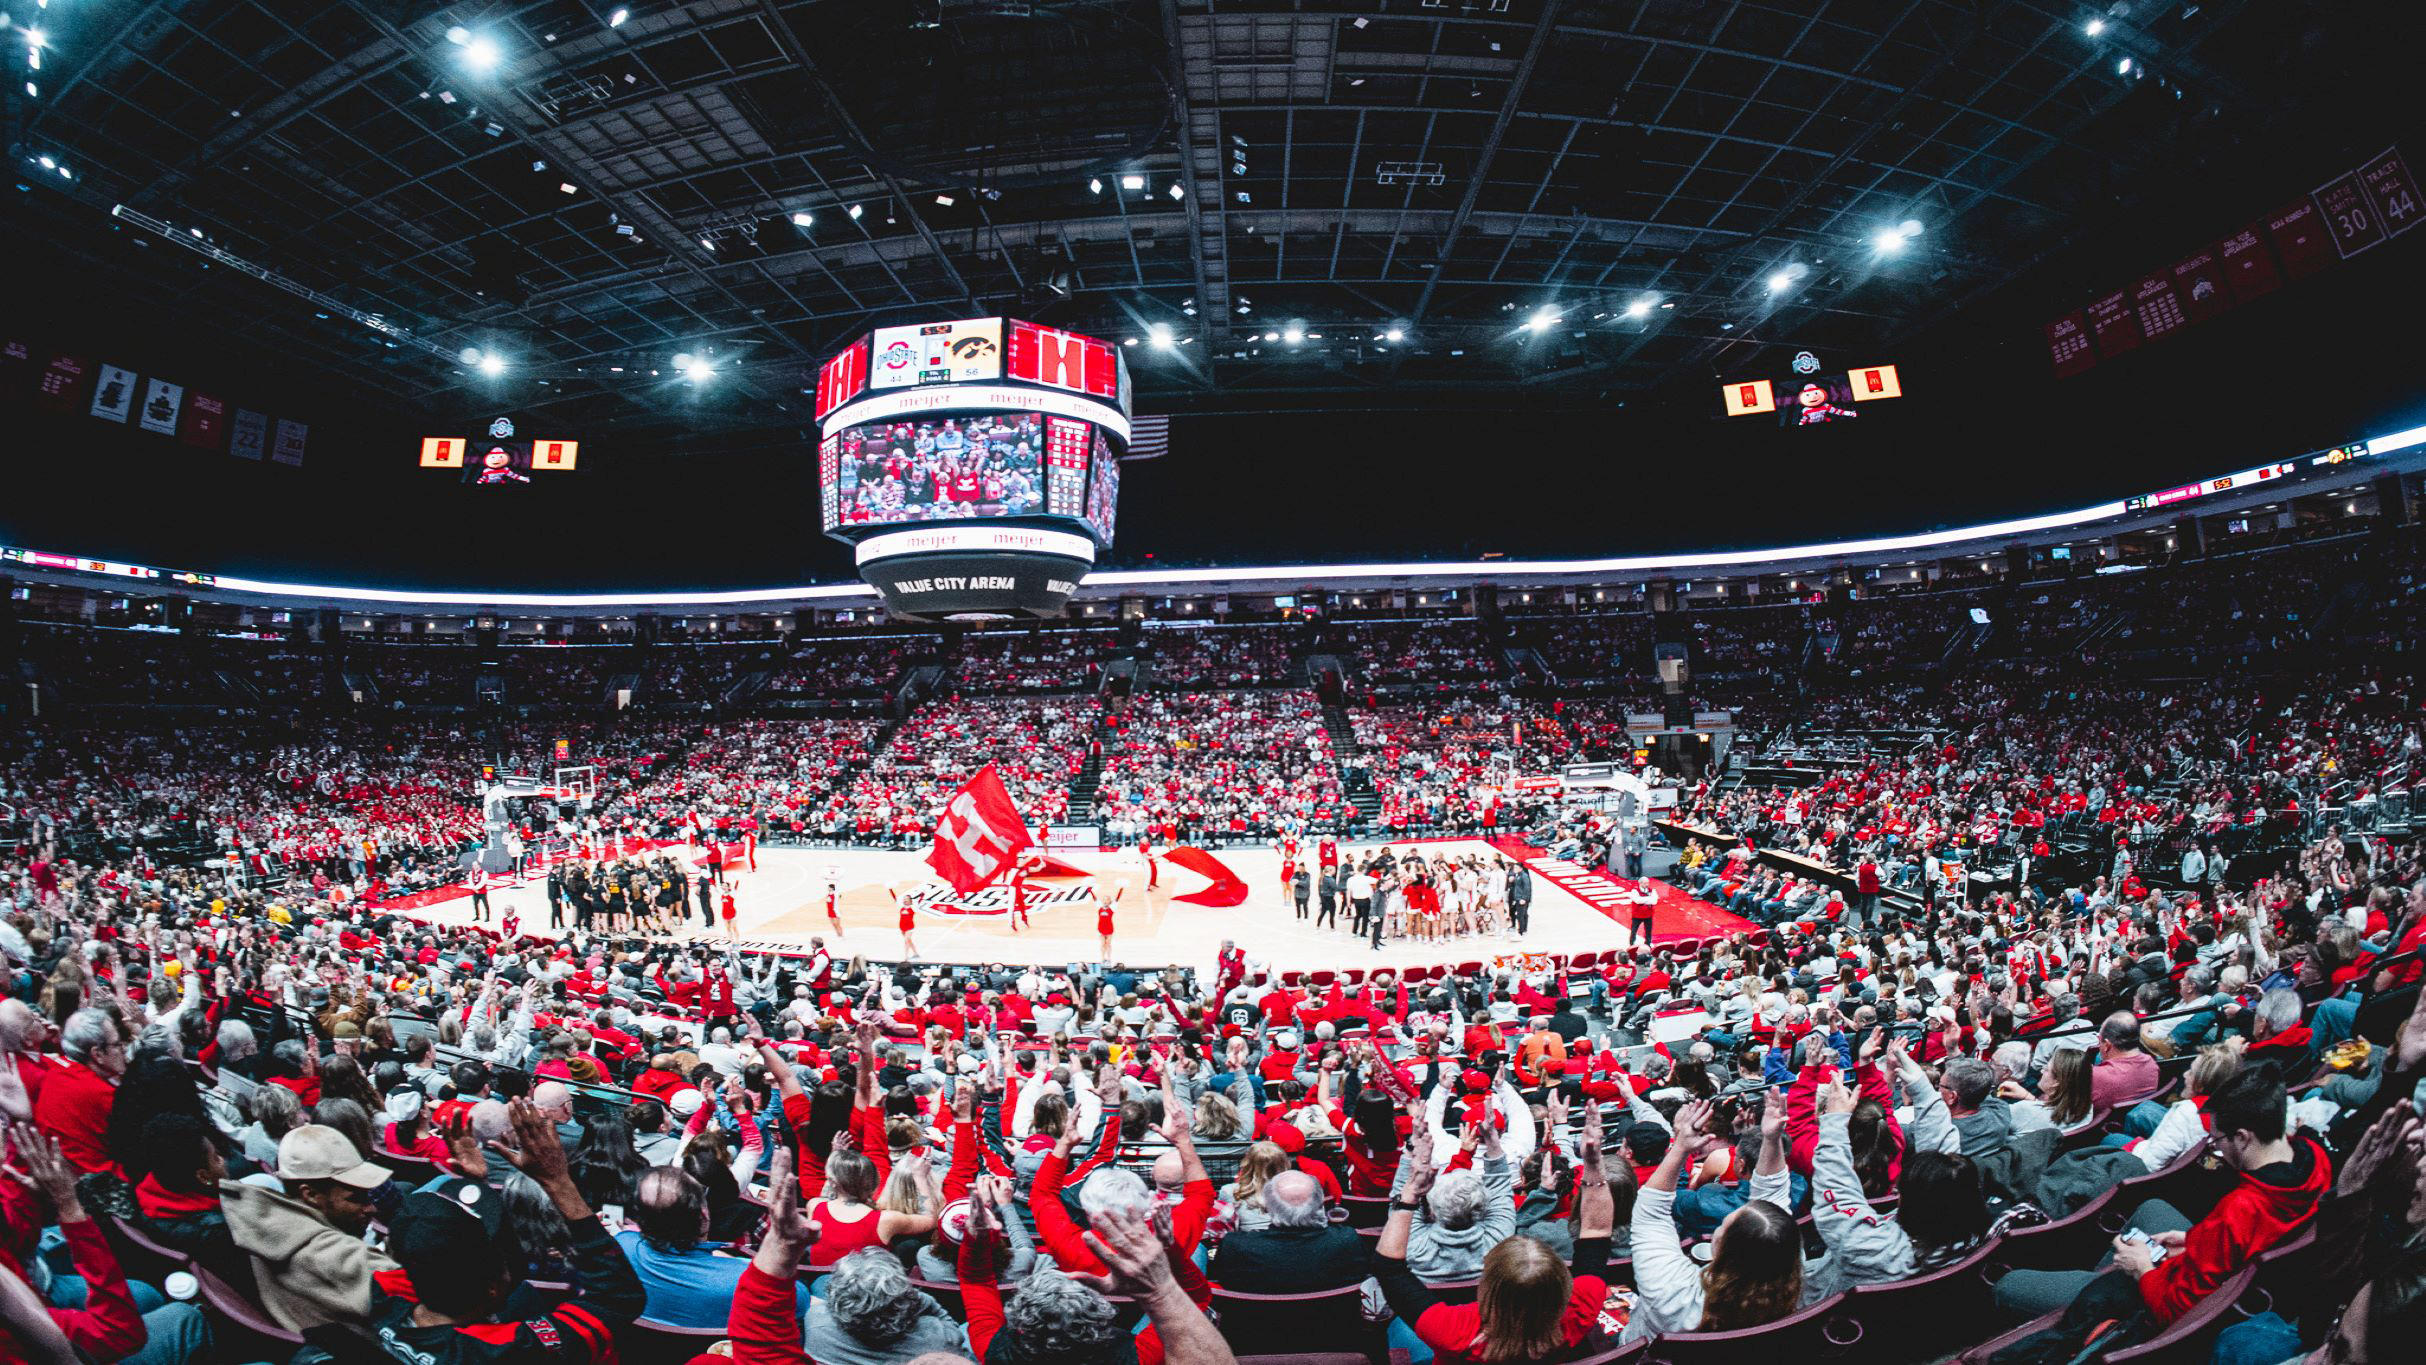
[814,317,1129,620]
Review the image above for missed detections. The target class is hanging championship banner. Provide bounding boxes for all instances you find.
[230,408,268,460]
[90,364,138,422]
[139,378,185,435]
[35,353,89,412]
[271,418,309,466]
[181,393,228,450]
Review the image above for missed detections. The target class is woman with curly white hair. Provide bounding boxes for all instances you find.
[803,1247,967,1365]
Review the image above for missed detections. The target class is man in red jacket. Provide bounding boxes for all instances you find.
[1991,1069,2329,1324]
[31,1009,126,1175]
[2117,1069,2329,1325]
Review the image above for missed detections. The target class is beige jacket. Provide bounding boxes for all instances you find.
[220,1180,400,1331]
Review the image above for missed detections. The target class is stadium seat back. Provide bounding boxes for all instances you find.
[1209,1282,1386,1358]
[99,1212,193,1287]
[1639,1291,1856,1365]
[190,1264,305,1350]
[624,1317,732,1365]
[2103,1265,2259,1365]
[1831,1238,2001,1365]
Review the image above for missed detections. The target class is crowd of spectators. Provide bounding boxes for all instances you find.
[0,526,2424,1365]
[1143,625,1302,688]
[762,638,931,701]
[1092,690,1350,843]
[0,772,2418,1365]
[1341,697,1651,835]
[591,718,893,844]
[831,695,1104,839]
[503,648,621,707]
[952,631,1117,694]
[646,644,780,708]
[342,643,488,706]
[215,645,328,706]
[1328,620,1504,688]
[1511,612,1655,681]
[19,625,228,707]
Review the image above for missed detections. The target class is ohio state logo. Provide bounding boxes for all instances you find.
[878,340,914,371]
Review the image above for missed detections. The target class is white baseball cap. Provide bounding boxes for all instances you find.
[275,1125,392,1189]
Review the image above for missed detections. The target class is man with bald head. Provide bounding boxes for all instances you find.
[1208,1168,1370,1291]
[533,1080,584,1148]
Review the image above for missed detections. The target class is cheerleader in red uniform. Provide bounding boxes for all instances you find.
[1405,869,1441,943]
[823,867,846,939]
[720,886,739,940]
[888,885,920,960]
[1096,884,1125,962]
[1010,859,1035,933]
[1138,833,1158,889]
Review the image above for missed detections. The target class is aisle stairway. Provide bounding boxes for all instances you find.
[1323,700,1384,826]
[1063,719,1113,825]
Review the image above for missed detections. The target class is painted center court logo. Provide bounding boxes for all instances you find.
[922,883,1099,916]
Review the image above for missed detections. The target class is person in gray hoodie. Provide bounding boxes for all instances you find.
[1806,1070,2037,1299]
[1940,1056,2016,1163]
[1393,1118,1517,1283]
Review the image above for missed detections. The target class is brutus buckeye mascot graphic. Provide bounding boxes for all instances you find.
[1794,382,1857,426]
[472,445,531,484]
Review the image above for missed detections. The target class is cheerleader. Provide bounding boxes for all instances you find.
[1009,858,1035,933]
[888,884,921,960]
[1405,868,1440,943]
[720,886,739,940]
[1138,832,1158,889]
[1096,883,1125,962]
[823,867,846,939]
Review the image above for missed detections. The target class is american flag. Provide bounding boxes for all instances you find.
[1126,414,1170,460]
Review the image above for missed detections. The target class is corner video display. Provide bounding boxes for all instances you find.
[829,412,1047,528]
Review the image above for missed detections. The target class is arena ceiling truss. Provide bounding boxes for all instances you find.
[7,0,2270,443]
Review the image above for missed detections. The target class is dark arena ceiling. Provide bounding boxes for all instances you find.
[4,0,2410,455]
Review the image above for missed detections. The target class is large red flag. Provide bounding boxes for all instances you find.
[926,764,1035,894]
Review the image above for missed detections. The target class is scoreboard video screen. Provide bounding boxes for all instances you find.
[816,317,1130,620]
[829,412,1049,526]
[814,317,1129,543]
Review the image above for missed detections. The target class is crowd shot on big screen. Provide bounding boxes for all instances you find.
[3,522,2426,1365]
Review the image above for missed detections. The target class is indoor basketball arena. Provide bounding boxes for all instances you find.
[3,5,2423,1365]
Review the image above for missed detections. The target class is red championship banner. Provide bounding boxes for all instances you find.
[925,764,1035,893]
[181,392,229,450]
[2216,224,2281,306]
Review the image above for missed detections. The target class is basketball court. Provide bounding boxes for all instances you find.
[378,837,1752,974]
